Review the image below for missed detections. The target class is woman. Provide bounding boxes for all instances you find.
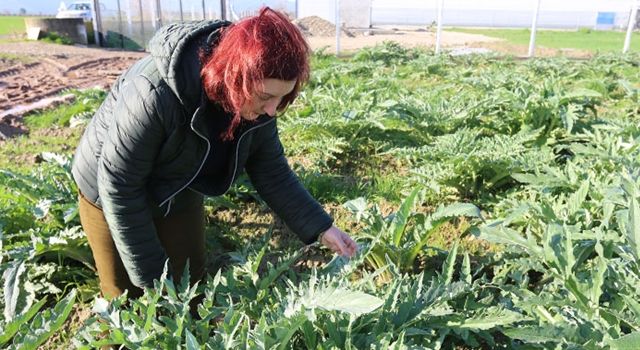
[72,7,357,299]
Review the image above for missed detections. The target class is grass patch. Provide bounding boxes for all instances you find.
[0,89,105,172]
[23,89,106,129]
[0,16,26,36]
[450,27,640,52]
[0,128,83,173]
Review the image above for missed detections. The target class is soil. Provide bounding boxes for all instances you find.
[293,15,355,37]
[305,26,502,54]
[0,41,145,138]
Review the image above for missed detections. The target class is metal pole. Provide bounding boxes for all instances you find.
[116,0,124,48]
[125,0,132,37]
[151,1,157,30]
[202,0,206,20]
[528,0,541,57]
[623,0,639,53]
[138,0,145,48]
[91,0,101,45]
[221,0,226,21]
[155,0,162,28]
[179,0,183,22]
[435,0,444,54]
[335,0,340,56]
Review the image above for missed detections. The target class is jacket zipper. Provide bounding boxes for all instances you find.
[159,116,275,217]
[159,106,210,216]
[221,119,275,194]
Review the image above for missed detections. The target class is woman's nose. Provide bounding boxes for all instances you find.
[263,99,279,117]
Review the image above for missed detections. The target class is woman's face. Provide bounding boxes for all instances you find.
[240,79,296,120]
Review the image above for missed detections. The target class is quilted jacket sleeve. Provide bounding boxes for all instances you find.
[245,120,333,244]
[97,76,170,288]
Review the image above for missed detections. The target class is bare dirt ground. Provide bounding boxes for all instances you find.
[306,26,502,54]
[0,41,145,138]
[0,41,145,112]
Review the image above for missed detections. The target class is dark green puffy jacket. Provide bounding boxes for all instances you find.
[71,20,333,288]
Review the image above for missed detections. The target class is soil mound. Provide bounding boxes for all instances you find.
[294,16,355,37]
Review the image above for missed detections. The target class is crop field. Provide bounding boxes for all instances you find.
[1,44,640,348]
[0,16,26,36]
[451,27,640,53]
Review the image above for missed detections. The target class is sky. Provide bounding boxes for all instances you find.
[0,0,633,16]
[0,0,296,15]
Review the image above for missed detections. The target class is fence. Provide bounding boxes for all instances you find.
[93,0,639,56]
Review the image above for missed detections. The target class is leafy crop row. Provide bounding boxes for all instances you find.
[1,45,639,348]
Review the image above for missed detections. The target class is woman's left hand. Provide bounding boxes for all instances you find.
[319,226,358,258]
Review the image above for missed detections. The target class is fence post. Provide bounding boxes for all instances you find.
[335,0,340,56]
[528,0,541,57]
[151,1,157,30]
[125,0,132,37]
[435,0,444,54]
[116,0,124,48]
[155,0,162,28]
[91,0,101,45]
[138,0,145,48]
[623,0,639,53]
[221,0,227,21]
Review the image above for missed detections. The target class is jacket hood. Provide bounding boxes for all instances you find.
[148,20,230,112]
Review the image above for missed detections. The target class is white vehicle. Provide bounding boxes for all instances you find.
[56,1,93,21]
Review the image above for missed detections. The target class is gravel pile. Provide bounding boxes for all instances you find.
[293,16,355,37]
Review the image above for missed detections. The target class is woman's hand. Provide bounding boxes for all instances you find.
[319,226,358,258]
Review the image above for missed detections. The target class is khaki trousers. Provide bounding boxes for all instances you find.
[78,193,206,299]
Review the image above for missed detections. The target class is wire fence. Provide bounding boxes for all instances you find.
[92,0,639,56]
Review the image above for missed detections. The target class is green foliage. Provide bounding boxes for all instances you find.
[2,42,640,348]
[344,189,481,281]
[23,89,106,130]
[40,31,74,45]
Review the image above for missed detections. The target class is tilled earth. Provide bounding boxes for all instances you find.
[0,41,146,138]
[0,30,500,139]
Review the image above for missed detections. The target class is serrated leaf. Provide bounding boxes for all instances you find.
[442,241,459,285]
[0,298,47,346]
[567,181,589,217]
[448,308,524,330]
[608,332,640,350]
[3,260,27,320]
[503,324,578,343]
[12,289,77,350]
[315,288,383,316]
[475,225,543,257]
[431,202,482,222]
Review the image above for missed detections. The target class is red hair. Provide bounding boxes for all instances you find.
[201,7,310,140]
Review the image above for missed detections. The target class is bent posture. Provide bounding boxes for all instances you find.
[72,8,357,298]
